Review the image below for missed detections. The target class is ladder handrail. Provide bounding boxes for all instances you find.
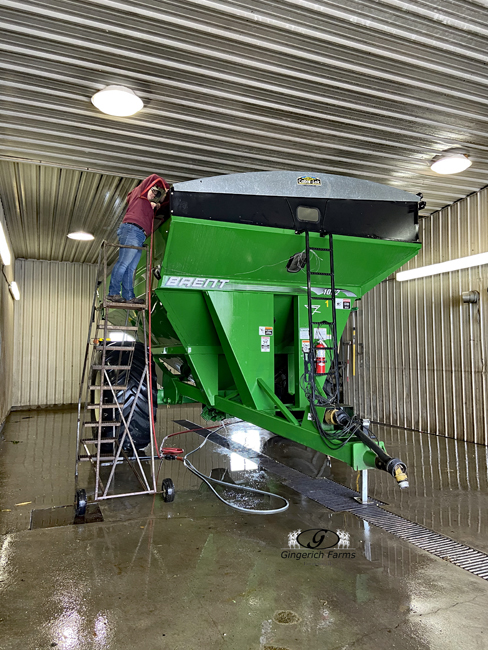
[75,245,103,483]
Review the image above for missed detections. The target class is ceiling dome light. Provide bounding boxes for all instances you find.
[430,148,472,175]
[68,231,95,241]
[91,85,144,117]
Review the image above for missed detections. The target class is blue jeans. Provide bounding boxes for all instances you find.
[108,223,146,300]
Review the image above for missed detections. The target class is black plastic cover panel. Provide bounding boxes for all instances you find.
[171,192,419,242]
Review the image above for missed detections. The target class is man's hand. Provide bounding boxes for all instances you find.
[150,201,157,209]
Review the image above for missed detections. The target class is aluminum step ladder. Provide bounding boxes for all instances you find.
[75,241,157,514]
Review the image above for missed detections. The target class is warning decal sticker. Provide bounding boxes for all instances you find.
[261,336,271,352]
[259,326,273,336]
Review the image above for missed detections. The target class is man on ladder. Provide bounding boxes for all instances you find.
[107,174,170,304]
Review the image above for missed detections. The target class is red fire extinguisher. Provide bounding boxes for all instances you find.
[315,341,326,375]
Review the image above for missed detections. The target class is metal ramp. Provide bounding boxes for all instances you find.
[75,241,157,514]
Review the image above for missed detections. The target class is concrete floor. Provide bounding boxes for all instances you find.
[1,405,488,649]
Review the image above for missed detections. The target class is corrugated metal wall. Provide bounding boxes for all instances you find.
[12,259,97,407]
[0,198,15,425]
[343,187,488,444]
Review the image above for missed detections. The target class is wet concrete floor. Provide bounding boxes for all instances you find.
[0,405,488,649]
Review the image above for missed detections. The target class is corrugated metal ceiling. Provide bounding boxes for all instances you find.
[0,161,137,263]
[1,0,488,262]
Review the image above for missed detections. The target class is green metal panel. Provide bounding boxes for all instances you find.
[158,216,419,295]
[205,291,275,411]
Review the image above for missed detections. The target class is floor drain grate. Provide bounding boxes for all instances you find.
[177,420,488,581]
[347,505,488,579]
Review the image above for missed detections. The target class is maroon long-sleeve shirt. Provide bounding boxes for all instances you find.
[122,174,170,236]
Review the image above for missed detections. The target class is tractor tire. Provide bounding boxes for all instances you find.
[91,341,157,451]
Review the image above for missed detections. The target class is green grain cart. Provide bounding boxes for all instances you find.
[135,171,422,487]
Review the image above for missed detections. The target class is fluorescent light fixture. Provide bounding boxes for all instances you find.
[0,222,11,266]
[397,252,488,282]
[9,281,20,300]
[91,85,144,117]
[430,148,472,175]
[67,231,94,241]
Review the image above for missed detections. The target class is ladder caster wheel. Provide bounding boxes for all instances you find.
[75,488,87,517]
[161,478,175,503]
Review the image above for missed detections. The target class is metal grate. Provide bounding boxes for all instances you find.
[348,505,488,579]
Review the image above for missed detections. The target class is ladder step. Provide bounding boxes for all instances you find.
[81,437,117,443]
[98,325,139,331]
[79,454,117,461]
[101,302,146,311]
[313,321,332,325]
[310,272,332,276]
[94,345,135,351]
[91,365,131,370]
[89,385,128,391]
[310,247,330,252]
[84,421,121,427]
[87,404,119,409]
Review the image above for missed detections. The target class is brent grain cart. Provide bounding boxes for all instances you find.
[123,170,422,491]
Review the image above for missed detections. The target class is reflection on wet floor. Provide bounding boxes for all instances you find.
[2,405,488,556]
[2,405,488,649]
[6,503,482,650]
[255,422,488,554]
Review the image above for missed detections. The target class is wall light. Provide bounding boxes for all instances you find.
[9,281,20,300]
[397,252,488,282]
[0,222,11,266]
[430,148,472,175]
[67,232,95,241]
[91,85,144,117]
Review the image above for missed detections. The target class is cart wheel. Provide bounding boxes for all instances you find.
[161,478,175,503]
[75,488,87,517]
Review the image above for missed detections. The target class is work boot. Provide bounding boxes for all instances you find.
[130,297,145,305]
[107,294,125,303]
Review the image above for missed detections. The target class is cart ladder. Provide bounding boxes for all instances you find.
[304,230,341,405]
[75,241,157,509]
